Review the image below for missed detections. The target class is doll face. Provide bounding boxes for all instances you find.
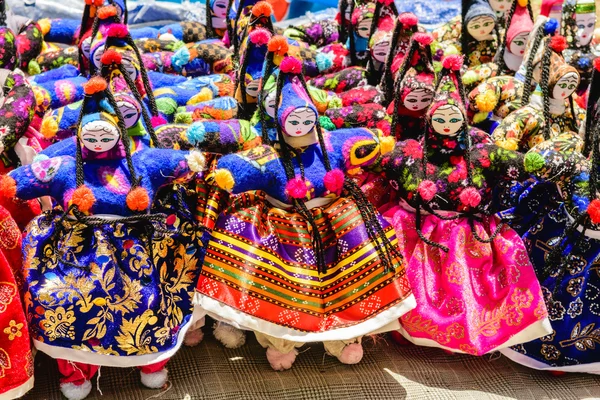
[121,52,140,81]
[371,40,391,62]
[403,88,433,111]
[245,79,260,98]
[117,100,141,129]
[552,72,579,99]
[356,18,373,39]
[466,16,495,40]
[509,32,528,55]
[264,91,276,118]
[80,120,120,153]
[488,0,508,12]
[284,107,317,137]
[575,14,595,46]
[431,105,464,136]
[81,37,92,58]
[212,0,228,18]
[92,45,105,69]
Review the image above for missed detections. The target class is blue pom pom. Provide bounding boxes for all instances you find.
[172,47,191,71]
[544,19,559,35]
[577,57,591,69]
[573,194,590,212]
[186,123,206,146]
[316,53,333,73]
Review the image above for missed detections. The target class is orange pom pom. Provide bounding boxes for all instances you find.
[251,1,273,17]
[84,76,107,95]
[71,185,96,213]
[588,199,600,224]
[0,176,16,199]
[126,187,150,211]
[85,0,104,6]
[268,36,289,56]
[97,5,117,19]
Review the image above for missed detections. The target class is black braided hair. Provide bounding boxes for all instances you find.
[539,42,553,140]
[338,0,349,43]
[348,0,358,66]
[521,27,547,105]
[257,48,277,144]
[232,0,246,55]
[235,35,254,119]
[225,0,236,44]
[389,39,419,136]
[0,0,6,27]
[494,0,519,74]
[584,66,600,156]
[460,0,470,65]
[206,0,217,38]
[77,2,94,75]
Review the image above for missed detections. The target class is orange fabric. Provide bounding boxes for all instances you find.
[266,0,289,21]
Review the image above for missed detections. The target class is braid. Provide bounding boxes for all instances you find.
[225,0,235,44]
[232,0,247,54]
[461,0,470,64]
[78,5,92,75]
[588,121,600,199]
[123,35,160,118]
[206,0,216,38]
[236,44,253,119]
[521,30,545,104]
[387,38,417,106]
[380,18,403,102]
[368,1,383,49]
[87,16,105,76]
[338,0,348,43]
[540,44,552,140]
[74,94,89,187]
[584,70,600,156]
[494,0,518,74]
[257,53,275,144]
[0,1,6,26]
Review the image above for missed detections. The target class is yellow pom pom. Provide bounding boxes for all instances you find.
[475,90,498,113]
[473,112,489,124]
[379,136,395,155]
[188,87,213,104]
[214,169,235,191]
[38,18,51,36]
[462,70,478,86]
[496,138,519,151]
[40,116,58,139]
[444,45,459,56]
[517,0,528,7]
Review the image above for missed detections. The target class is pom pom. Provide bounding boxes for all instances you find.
[285,177,308,199]
[316,53,333,72]
[249,28,271,46]
[443,44,459,56]
[544,19,559,35]
[475,90,498,113]
[214,169,235,191]
[100,49,122,65]
[473,111,490,124]
[84,76,107,95]
[107,24,129,39]
[251,1,273,17]
[98,5,117,19]
[550,35,567,53]
[319,116,336,131]
[0,176,16,199]
[517,0,527,7]
[151,115,167,128]
[418,180,437,202]
[172,47,191,69]
[268,36,289,56]
[174,112,192,124]
[588,199,600,224]
[442,55,463,71]
[37,18,51,35]
[40,116,58,139]
[126,187,150,212]
[379,136,395,155]
[459,187,481,208]
[412,32,433,46]
[594,57,600,72]
[462,70,479,85]
[398,13,418,28]
[85,0,104,5]
[280,56,302,74]
[156,97,178,116]
[524,152,545,173]
[378,0,394,5]
[186,123,206,146]
[186,150,206,172]
[71,185,96,213]
[324,169,345,194]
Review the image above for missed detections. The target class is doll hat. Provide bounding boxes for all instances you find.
[506,2,534,47]
[0,27,16,70]
[276,57,318,133]
[561,0,596,47]
[427,55,466,120]
[241,28,271,83]
[352,2,376,26]
[396,33,435,103]
[541,0,564,16]
[464,0,497,24]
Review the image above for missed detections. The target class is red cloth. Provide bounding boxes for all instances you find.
[56,359,170,385]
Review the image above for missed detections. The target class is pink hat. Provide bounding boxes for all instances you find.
[540,0,564,16]
[506,3,534,47]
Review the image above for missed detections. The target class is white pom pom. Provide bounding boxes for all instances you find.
[186,150,206,172]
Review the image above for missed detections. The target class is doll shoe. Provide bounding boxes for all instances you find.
[140,368,168,389]
[213,322,246,349]
[266,347,298,371]
[60,380,92,400]
[184,328,205,347]
[336,343,364,365]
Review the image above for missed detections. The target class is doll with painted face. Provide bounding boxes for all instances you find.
[499,1,534,73]
[209,0,229,37]
[493,36,584,152]
[367,26,393,83]
[541,0,565,29]
[0,77,200,400]
[463,0,499,67]
[488,0,512,34]
[381,55,551,354]
[235,28,271,119]
[194,56,415,371]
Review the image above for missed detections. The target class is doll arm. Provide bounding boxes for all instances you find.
[213,145,279,193]
[175,97,239,122]
[182,119,259,154]
[471,143,529,183]
[137,148,193,193]
[523,134,587,185]
[0,73,35,152]
[38,18,80,44]
[3,156,74,202]
[491,106,545,151]
[329,128,395,175]
[39,101,82,141]
[36,138,77,159]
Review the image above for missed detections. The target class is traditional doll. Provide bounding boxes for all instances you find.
[225,0,262,52]
[387,32,435,140]
[495,0,534,74]
[560,0,597,93]
[367,24,393,84]
[463,0,499,67]
[235,28,271,119]
[232,1,275,61]
[349,2,377,65]
[0,27,17,71]
[381,55,550,354]
[208,0,229,38]
[492,36,583,152]
[488,0,511,33]
[0,77,199,400]
[194,56,415,370]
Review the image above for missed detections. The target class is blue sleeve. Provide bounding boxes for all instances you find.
[147,71,188,89]
[38,138,77,159]
[44,19,80,44]
[8,156,76,203]
[30,65,81,84]
[327,128,391,174]
[130,27,159,40]
[136,148,192,196]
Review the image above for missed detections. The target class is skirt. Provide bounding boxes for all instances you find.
[194,192,416,342]
[383,204,551,355]
[501,204,600,373]
[22,208,201,367]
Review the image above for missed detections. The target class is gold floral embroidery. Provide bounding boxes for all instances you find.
[3,320,23,341]
[0,348,11,378]
[445,262,464,285]
[0,282,17,313]
[540,344,560,360]
[558,322,600,352]
[115,309,160,355]
[474,288,535,336]
[401,314,465,345]
[40,306,76,341]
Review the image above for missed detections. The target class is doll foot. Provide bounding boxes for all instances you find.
[184,328,204,347]
[60,380,92,400]
[549,370,566,377]
[213,322,246,349]
[337,343,364,365]
[266,347,297,371]
[140,369,168,389]
[390,331,412,346]
[443,349,455,356]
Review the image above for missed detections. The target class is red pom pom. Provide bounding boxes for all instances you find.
[97,5,117,19]
[151,115,167,128]
[459,187,481,208]
[324,169,345,194]
[588,199,600,224]
[398,13,418,28]
[100,49,122,65]
[280,56,302,74]
[85,0,104,6]
[286,177,308,199]
[249,28,271,46]
[594,57,600,73]
[126,187,150,211]
[417,180,437,202]
[550,35,567,53]
[442,54,463,71]
[268,36,289,56]
[84,76,108,95]
[71,185,96,213]
[378,0,394,5]
[412,32,433,46]
[107,24,129,38]
[251,1,273,17]
[0,176,16,199]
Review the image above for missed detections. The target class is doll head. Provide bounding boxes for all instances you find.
[211,0,228,28]
[352,3,376,39]
[114,92,141,129]
[465,0,497,41]
[541,0,564,28]
[369,30,392,63]
[400,72,435,112]
[0,27,16,71]
[506,3,534,57]
[562,0,596,48]
[488,0,511,13]
[549,66,579,100]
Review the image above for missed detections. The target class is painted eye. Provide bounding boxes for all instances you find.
[514,41,524,46]
[484,22,492,27]
[290,121,299,125]
[85,138,98,143]
[422,98,432,103]
[407,99,417,103]
[304,120,313,125]
[578,24,585,29]
[101,138,113,143]
[568,84,576,90]
[559,83,567,88]
[433,118,445,123]
[588,23,594,28]
[449,118,461,123]
[472,24,480,29]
